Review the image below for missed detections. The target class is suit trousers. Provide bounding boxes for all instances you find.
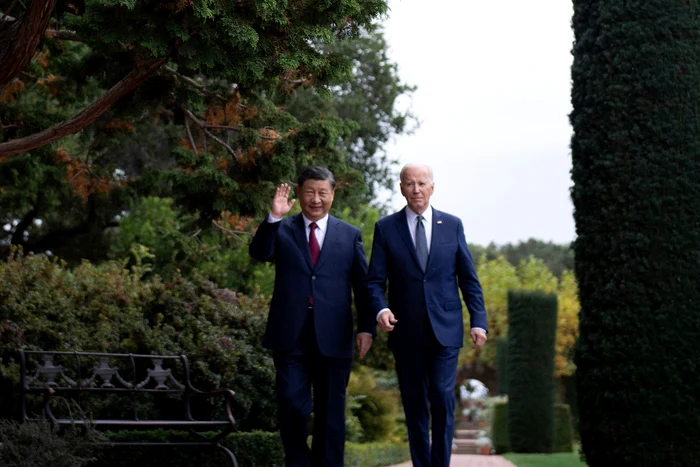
[273,306,352,467]
[393,317,460,467]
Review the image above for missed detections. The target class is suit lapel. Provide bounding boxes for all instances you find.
[314,215,337,271]
[426,207,441,271]
[293,214,313,269]
[394,208,423,271]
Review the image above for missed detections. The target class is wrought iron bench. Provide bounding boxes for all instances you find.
[19,350,238,466]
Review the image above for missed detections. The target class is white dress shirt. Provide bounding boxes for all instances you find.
[267,212,328,248]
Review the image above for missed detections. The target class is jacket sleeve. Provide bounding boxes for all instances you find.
[351,230,374,336]
[249,219,282,262]
[456,219,488,331]
[367,222,389,315]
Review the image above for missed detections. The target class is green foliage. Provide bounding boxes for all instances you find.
[507,291,558,453]
[0,250,276,430]
[503,453,588,467]
[0,14,414,266]
[495,337,508,395]
[344,441,410,467]
[571,1,700,465]
[552,404,574,454]
[96,430,408,467]
[347,366,399,442]
[471,239,574,279]
[491,402,574,455]
[0,418,102,467]
[491,400,510,454]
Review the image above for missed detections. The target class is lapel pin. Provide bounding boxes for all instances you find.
[437,220,443,224]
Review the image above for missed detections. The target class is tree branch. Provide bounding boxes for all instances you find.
[211,220,251,241]
[0,57,167,158]
[164,66,227,102]
[0,0,57,90]
[184,115,198,155]
[45,28,80,41]
[183,108,239,160]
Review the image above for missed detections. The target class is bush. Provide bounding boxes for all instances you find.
[491,400,510,454]
[495,337,508,395]
[507,290,558,453]
[571,1,700,465]
[0,418,102,467]
[552,404,574,453]
[344,441,410,467]
[0,251,277,431]
[346,367,400,442]
[97,430,408,467]
[490,401,574,455]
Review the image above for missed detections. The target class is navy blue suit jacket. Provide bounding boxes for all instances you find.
[367,207,488,350]
[249,213,374,358]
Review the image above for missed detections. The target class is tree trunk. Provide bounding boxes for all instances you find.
[0,0,56,90]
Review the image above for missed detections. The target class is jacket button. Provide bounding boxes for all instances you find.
[312,275,316,280]
[423,280,427,284]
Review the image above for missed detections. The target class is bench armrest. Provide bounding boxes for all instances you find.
[185,388,236,426]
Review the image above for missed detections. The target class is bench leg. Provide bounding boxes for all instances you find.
[217,443,238,467]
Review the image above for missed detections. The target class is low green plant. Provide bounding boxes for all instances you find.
[0,418,103,467]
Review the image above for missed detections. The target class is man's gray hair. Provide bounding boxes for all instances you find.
[400,163,434,182]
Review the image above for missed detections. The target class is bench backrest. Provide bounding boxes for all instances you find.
[19,350,193,421]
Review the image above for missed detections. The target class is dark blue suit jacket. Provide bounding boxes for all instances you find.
[249,213,374,358]
[367,207,488,350]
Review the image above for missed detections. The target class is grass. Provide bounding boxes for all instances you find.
[503,453,587,467]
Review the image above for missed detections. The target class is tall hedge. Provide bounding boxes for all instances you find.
[495,337,509,396]
[506,290,557,453]
[570,1,700,465]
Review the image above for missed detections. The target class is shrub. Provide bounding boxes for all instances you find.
[552,404,574,453]
[490,401,574,454]
[495,337,508,395]
[97,430,408,467]
[347,367,399,442]
[344,441,410,467]
[571,1,700,465]
[506,290,558,453]
[491,400,510,454]
[0,418,102,467]
[0,251,277,431]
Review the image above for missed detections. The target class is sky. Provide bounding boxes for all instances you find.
[381,0,576,247]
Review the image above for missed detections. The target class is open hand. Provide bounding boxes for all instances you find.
[271,183,296,218]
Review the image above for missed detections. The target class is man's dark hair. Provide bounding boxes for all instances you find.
[297,166,336,190]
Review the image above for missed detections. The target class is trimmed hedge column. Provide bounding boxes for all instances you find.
[495,337,509,396]
[506,290,558,453]
[571,1,700,465]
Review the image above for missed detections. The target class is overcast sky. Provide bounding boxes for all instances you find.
[381,0,576,246]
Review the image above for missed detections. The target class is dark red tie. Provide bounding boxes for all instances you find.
[309,222,320,266]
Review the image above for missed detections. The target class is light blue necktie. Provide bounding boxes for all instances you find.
[415,215,428,271]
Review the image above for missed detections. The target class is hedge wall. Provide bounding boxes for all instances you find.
[506,290,557,453]
[570,1,700,465]
[495,337,508,396]
[491,402,573,454]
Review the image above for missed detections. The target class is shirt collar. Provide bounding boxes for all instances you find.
[302,213,329,232]
[406,206,432,225]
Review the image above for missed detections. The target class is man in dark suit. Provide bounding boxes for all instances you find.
[249,166,374,467]
[367,163,488,467]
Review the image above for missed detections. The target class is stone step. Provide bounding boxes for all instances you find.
[454,429,481,439]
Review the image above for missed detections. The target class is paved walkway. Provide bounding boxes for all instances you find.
[388,454,516,467]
